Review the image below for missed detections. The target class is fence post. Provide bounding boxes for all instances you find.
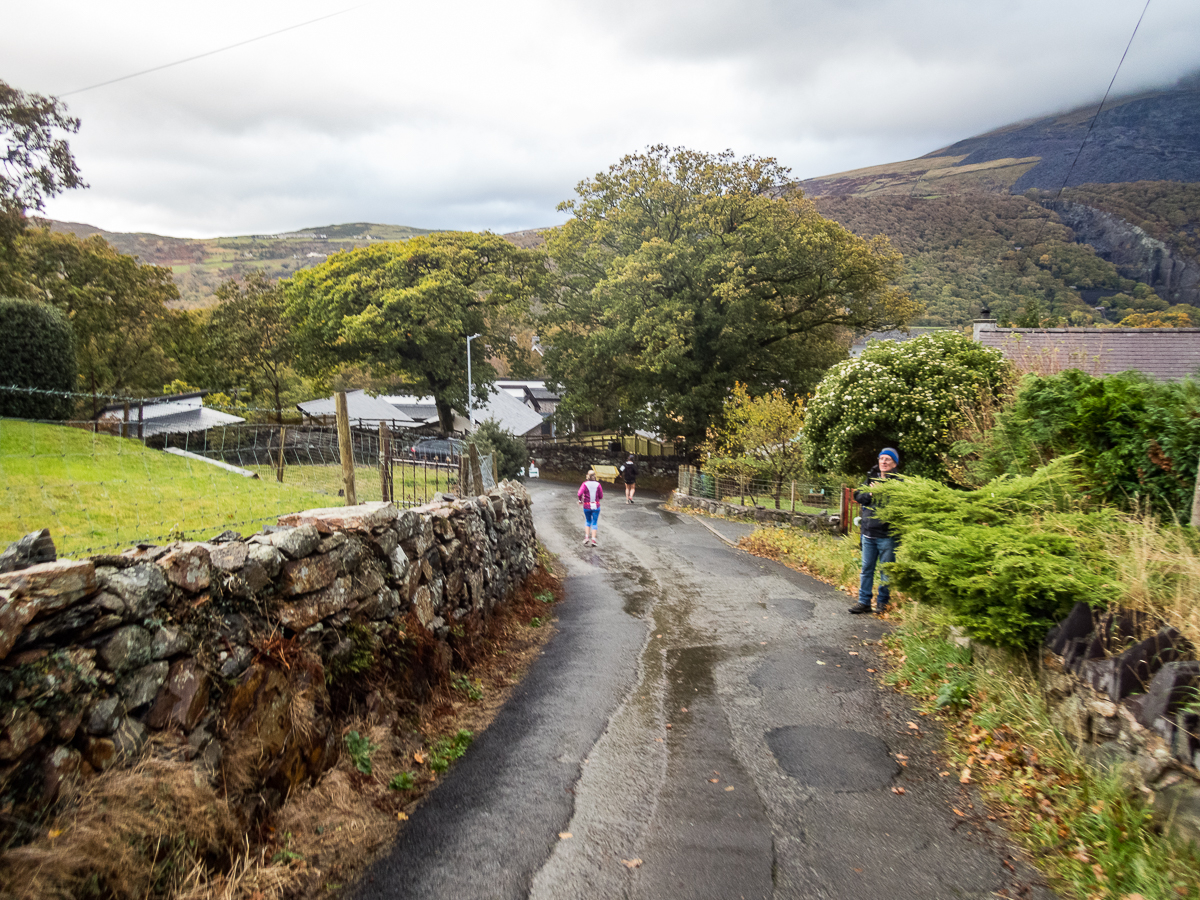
[841,486,851,536]
[468,443,485,496]
[137,400,144,441]
[335,391,357,506]
[122,400,130,439]
[276,426,287,483]
[379,421,391,503]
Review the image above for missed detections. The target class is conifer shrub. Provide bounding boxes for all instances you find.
[0,297,77,419]
[876,459,1117,650]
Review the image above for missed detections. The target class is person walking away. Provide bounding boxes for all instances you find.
[619,454,638,504]
[850,447,901,615]
[577,469,603,546]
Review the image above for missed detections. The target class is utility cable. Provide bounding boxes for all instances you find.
[61,2,374,97]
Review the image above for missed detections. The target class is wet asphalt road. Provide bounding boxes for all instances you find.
[354,482,1055,900]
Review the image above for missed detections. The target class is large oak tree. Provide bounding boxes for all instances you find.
[284,232,545,432]
[540,146,920,451]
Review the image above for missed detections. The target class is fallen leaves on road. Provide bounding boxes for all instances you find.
[725,786,735,792]
[960,767,972,784]
[891,787,906,795]
[709,778,719,783]
[559,832,572,840]
[413,752,425,765]
[907,721,920,730]
[816,660,826,666]
[952,808,965,817]
[621,858,643,869]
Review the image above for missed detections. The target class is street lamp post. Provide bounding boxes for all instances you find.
[466,333,481,425]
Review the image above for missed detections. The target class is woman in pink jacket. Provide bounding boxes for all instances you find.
[577,469,603,546]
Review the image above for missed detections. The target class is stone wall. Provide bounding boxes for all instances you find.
[1040,602,1200,844]
[670,490,842,534]
[0,483,537,825]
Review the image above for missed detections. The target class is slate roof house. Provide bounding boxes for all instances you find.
[973,320,1200,380]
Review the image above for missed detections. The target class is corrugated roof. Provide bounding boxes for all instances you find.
[975,326,1200,380]
[142,407,245,436]
[297,389,418,425]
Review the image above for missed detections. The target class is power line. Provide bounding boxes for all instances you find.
[1028,0,1152,251]
[60,2,374,97]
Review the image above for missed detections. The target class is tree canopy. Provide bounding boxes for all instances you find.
[208,272,295,422]
[702,382,806,508]
[284,232,545,432]
[13,228,182,411]
[802,330,1011,479]
[540,146,918,451]
[0,80,85,293]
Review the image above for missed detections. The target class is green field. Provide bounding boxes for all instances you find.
[0,421,353,557]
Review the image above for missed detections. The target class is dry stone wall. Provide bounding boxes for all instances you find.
[0,483,536,825]
[671,490,841,533]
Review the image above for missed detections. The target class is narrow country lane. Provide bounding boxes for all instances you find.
[354,481,1055,900]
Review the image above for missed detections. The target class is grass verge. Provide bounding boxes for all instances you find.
[739,520,1200,900]
[2,421,353,556]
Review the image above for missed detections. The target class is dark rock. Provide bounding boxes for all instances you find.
[1095,628,1190,701]
[151,624,192,659]
[158,544,213,592]
[0,590,37,661]
[84,695,123,735]
[0,709,47,760]
[147,658,210,731]
[83,736,117,771]
[280,554,337,596]
[247,543,284,578]
[95,564,170,618]
[111,716,148,760]
[209,530,243,543]
[1135,661,1200,729]
[95,624,154,673]
[0,529,56,574]
[118,660,170,709]
[1047,601,1094,655]
[258,524,320,560]
[42,745,80,802]
[208,541,249,572]
[317,532,348,554]
[0,560,96,616]
[279,577,351,631]
[218,645,254,679]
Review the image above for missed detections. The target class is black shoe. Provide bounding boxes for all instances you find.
[848,603,873,615]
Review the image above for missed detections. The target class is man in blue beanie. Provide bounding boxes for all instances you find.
[849,447,901,615]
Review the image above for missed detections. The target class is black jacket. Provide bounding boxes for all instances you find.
[854,465,901,539]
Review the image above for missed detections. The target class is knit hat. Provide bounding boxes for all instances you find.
[879,447,900,465]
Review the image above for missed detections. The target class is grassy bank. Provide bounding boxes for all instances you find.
[0,420,337,555]
[738,521,1200,900]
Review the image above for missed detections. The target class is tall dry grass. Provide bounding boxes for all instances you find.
[0,758,303,900]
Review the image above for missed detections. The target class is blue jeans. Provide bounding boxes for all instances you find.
[858,534,896,610]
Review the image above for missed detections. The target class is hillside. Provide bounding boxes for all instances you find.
[798,77,1200,200]
[795,77,1200,320]
[39,219,436,308]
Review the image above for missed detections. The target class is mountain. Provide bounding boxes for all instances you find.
[39,220,436,308]
[798,76,1200,199]
[796,77,1200,323]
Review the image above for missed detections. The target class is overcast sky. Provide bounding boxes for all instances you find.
[5,0,1198,238]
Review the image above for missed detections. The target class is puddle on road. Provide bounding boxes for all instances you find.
[656,507,681,526]
[766,725,899,791]
[665,644,720,700]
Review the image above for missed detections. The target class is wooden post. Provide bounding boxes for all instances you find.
[492,451,499,485]
[137,400,144,440]
[276,426,287,482]
[335,391,357,506]
[379,421,391,503]
[1191,454,1200,529]
[468,442,485,496]
[122,400,130,439]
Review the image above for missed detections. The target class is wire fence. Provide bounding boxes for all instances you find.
[676,465,846,515]
[0,417,479,558]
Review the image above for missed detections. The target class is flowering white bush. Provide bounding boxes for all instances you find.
[802,331,1010,479]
